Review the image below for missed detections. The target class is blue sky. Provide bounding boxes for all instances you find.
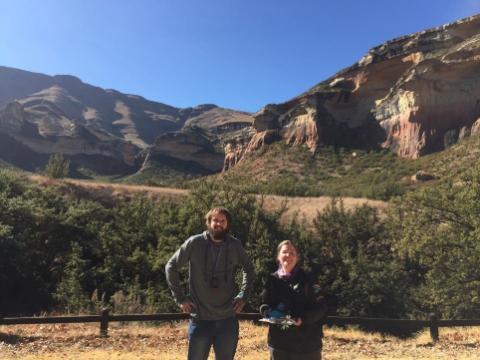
[1,0,479,112]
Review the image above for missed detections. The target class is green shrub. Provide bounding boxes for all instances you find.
[308,200,411,318]
[45,153,70,179]
[389,164,480,318]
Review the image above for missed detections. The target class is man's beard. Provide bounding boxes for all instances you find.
[208,225,229,240]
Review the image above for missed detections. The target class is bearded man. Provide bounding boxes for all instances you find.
[165,207,255,360]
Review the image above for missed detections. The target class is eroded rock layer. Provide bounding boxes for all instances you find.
[235,14,480,162]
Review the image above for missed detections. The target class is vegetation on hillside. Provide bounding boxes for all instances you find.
[205,143,420,200]
[389,165,480,318]
[2,158,480,322]
[121,165,193,188]
[80,132,480,203]
[210,133,480,200]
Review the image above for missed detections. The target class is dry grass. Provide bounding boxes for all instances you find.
[28,174,387,225]
[28,174,189,206]
[260,195,388,225]
[2,321,480,359]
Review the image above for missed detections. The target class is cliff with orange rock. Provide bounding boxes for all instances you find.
[227,14,480,167]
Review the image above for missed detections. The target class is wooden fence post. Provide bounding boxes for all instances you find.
[429,313,439,342]
[100,307,109,337]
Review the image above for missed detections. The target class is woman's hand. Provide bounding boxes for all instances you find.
[293,317,303,326]
[259,304,271,317]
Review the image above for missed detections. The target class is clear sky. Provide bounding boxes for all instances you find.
[1,0,479,112]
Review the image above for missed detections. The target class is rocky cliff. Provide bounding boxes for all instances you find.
[230,14,480,164]
[0,66,253,176]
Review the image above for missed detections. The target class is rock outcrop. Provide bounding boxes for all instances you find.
[140,127,225,175]
[231,14,480,165]
[223,142,247,172]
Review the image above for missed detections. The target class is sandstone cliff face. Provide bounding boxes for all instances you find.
[233,14,480,163]
[375,52,480,157]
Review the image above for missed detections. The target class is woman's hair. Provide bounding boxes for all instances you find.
[204,207,232,228]
[276,240,299,257]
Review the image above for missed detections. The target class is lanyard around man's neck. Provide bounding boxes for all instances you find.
[203,235,229,282]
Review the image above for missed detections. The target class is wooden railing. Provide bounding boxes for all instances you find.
[0,311,477,342]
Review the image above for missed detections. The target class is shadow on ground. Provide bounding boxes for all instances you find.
[0,332,42,345]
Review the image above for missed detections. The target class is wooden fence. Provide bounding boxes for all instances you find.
[1,310,479,342]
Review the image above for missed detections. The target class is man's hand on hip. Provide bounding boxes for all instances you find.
[232,298,245,313]
[179,300,196,313]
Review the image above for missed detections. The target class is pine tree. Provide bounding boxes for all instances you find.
[54,242,90,313]
[44,153,70,178]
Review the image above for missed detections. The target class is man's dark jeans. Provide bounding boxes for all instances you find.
[187,317,239,360]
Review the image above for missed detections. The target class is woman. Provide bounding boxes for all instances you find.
[260,240,326,360]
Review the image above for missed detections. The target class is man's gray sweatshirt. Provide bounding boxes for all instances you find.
[165,231,255,320]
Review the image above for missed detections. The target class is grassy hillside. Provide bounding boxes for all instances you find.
[414,131,480,178]
[212,143,419,200]
[65,129,477,201]
[121,165,195,187]
[207,133,480,200]
[0,157,21,170]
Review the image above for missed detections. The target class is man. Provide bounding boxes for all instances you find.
[165,207,255,360]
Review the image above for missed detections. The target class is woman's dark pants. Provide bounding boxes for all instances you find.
[269,346,321,360]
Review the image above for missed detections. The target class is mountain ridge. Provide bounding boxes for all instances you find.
[0,66,253,177]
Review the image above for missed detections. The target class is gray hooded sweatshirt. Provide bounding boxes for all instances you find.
[165,231,255,320]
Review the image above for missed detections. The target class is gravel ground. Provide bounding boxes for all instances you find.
[1,322,480,359]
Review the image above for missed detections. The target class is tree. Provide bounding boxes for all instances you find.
[44,153,70,179]
[389,165,480,318]
[310,199,411,318]
[54,242,90,313]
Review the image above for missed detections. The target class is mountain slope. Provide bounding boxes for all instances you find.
[0,66,253,177]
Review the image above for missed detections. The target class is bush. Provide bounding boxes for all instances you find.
[3,166,462,322]
[308,200,411,318]
[389,165,480,318]
[45,153,70,179]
